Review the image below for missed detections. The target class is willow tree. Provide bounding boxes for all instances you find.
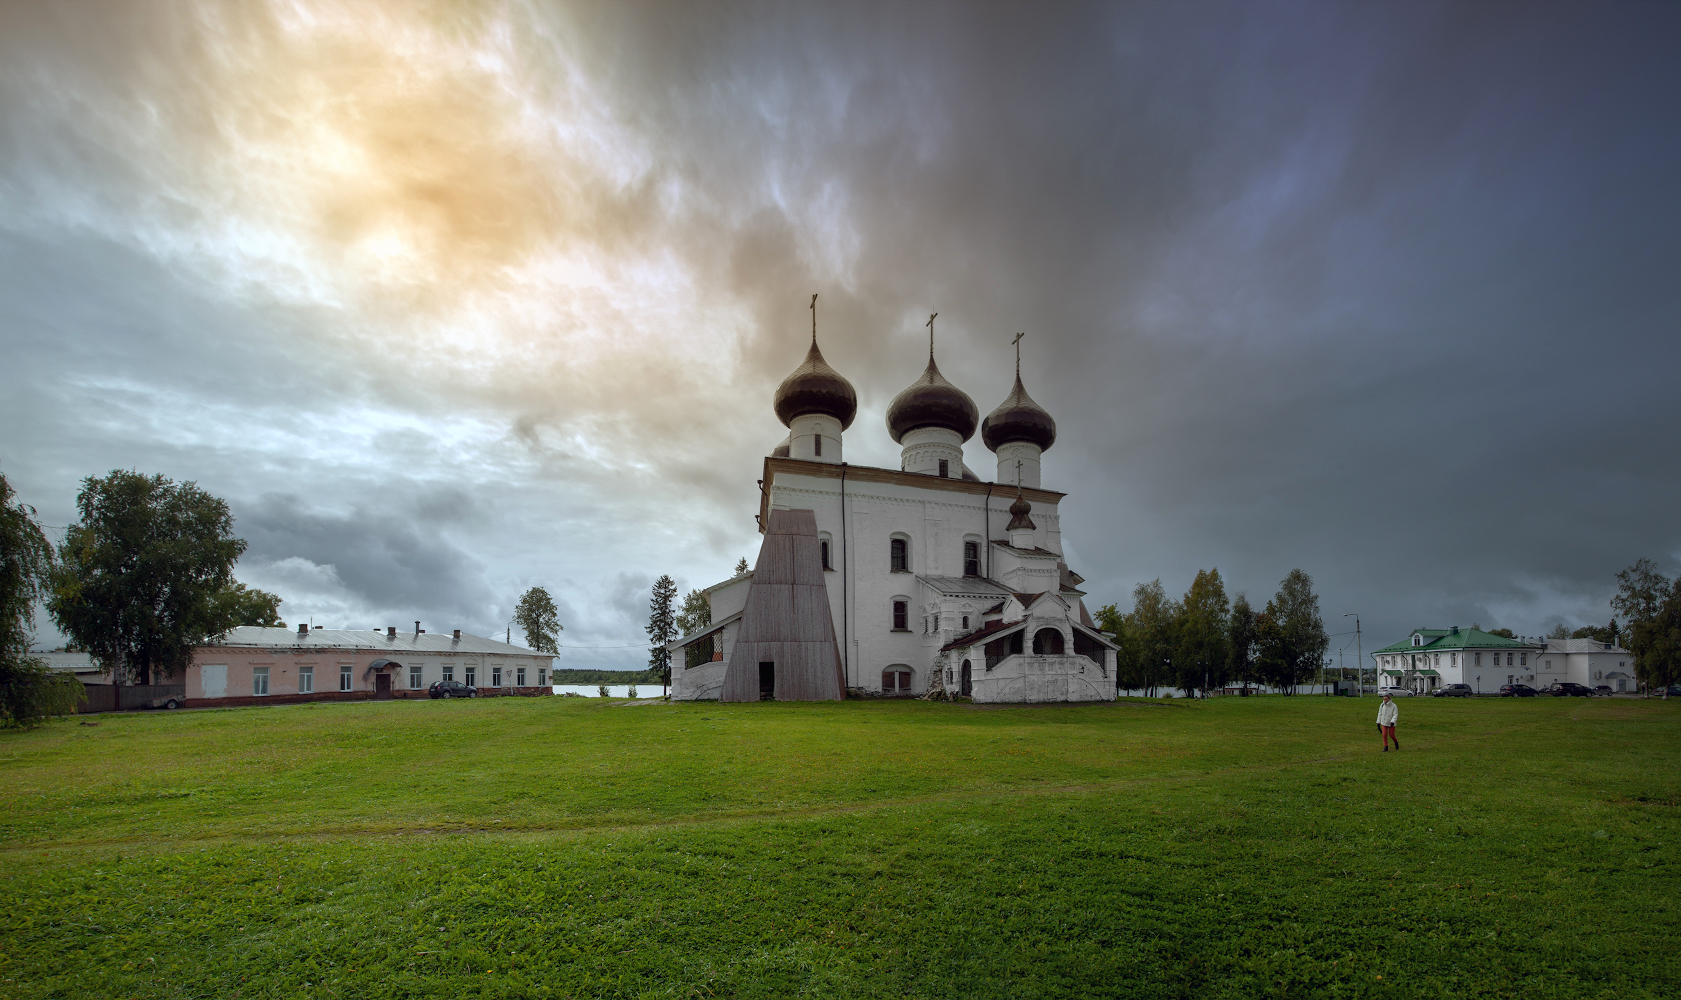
[0,473,85,724]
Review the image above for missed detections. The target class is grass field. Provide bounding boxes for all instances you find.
[1,694,1677,999]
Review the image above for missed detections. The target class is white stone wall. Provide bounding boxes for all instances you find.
[765,465,1066,696]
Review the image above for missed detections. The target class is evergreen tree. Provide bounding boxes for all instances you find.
[0,473,85,725]
[645,575,678,681]
[734,557,750,576]
[513,586,563,654]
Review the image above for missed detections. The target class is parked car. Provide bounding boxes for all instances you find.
[1499,683,1539,697]
[1545,682,1595,697]
[1429,683,1473,698]
[1594,685,1613,696]
[427,680,477,699]
[1377,686,1416,697]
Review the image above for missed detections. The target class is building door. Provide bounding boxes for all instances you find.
[758,662,775,701]
[961,660,972,697]
[375,673,392,700]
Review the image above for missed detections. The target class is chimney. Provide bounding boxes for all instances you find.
[297,622,308,636]
[387,626,396,639]
[414,620,421,637]
[453,629,461,640]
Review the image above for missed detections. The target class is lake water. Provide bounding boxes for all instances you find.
[550,685,660,699]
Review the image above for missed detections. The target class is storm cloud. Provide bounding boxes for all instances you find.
[3,0,1678,665]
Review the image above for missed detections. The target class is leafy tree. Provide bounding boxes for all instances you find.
[1486,628,1516,639]
[209,581,284,630]
[1570,620,1619,646]
[1,473,85,725]
[47,471,246,686]
[1256,569,1327,695]
[1546,623,1571,640]
[1612,559,1681,694]
[645,575,678,684]
[512,586,563,654]
[1175,569,1230,696]
[734,557,750,576]
[675,588,714,669]
[1227,593,1258,690]
[1127,579,1179,697]
[1094,603,1127,695]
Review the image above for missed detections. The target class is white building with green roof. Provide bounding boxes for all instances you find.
[1370,627,1539,694]
[1370,627,1636,694]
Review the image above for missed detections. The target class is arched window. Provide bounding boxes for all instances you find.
[961,615,970,630]
[1032,628,1065,655]
[964,541,980,577]
[890,537,909,573]
[881,666,913,693]
[892,600,909,631]
[820,538,832,570]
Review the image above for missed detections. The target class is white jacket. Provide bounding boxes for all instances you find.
[1376,700,1398,725]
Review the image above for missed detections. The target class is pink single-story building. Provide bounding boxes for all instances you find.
[186,624,554,708]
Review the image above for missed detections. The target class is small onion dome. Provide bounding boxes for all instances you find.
[981,374,1057,452]
[886,356,979,443]
[1006,490,1036,531]
[774,341,857,430]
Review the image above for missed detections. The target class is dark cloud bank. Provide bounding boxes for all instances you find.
[3,0,1678,664]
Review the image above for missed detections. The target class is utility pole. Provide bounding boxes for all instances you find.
[1344,613,1362,697]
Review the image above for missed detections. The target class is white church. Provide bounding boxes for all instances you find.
[666,305,1117,703]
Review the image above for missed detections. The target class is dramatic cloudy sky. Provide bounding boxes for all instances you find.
[4,1,1678,667]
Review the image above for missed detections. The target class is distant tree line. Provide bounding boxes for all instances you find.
[549,667,664,685]
[1096,568,1329,697]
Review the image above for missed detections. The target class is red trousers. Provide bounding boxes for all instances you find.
[1379,724,1398,748]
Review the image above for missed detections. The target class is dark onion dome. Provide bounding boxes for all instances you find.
[1006,489,1036,531]
[981,374,1057,452]
[774,340,857,430]
[886,356,979,443]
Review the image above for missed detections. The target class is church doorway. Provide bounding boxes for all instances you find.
[960,660,972,697]
[758,662,775,701]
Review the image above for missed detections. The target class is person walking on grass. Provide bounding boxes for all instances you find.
[1377,692,1400,751]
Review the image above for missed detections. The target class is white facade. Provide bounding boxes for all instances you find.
[1371,628,1637,694]
[670,458,1115,702]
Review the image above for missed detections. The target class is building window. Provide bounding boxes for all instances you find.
[1032,628,1065,655]
[1520,653,1527,666]
[465,666,477,687]
[821,539,831,570]
[538,667,547,685]
[892,600,908,631]
[492,666,503,688]
[1475,653,1481,666]
[517,667,526,686]
[339,666,352,692]
[409,665,423,689]
[814,433,822,457]
[881,667,912,693]
[962,615,970,630]
[299,667,314,694]
[253,667,270,696]
[442,663,454,682]
[1507,652,1513,666]
[964,541,980,577]
[1434,654,1441,666]
[933,613,940,632]
[890,537,908,573]
[938,459,949,478]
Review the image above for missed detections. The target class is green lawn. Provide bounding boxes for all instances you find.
[1,695,1676,998]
